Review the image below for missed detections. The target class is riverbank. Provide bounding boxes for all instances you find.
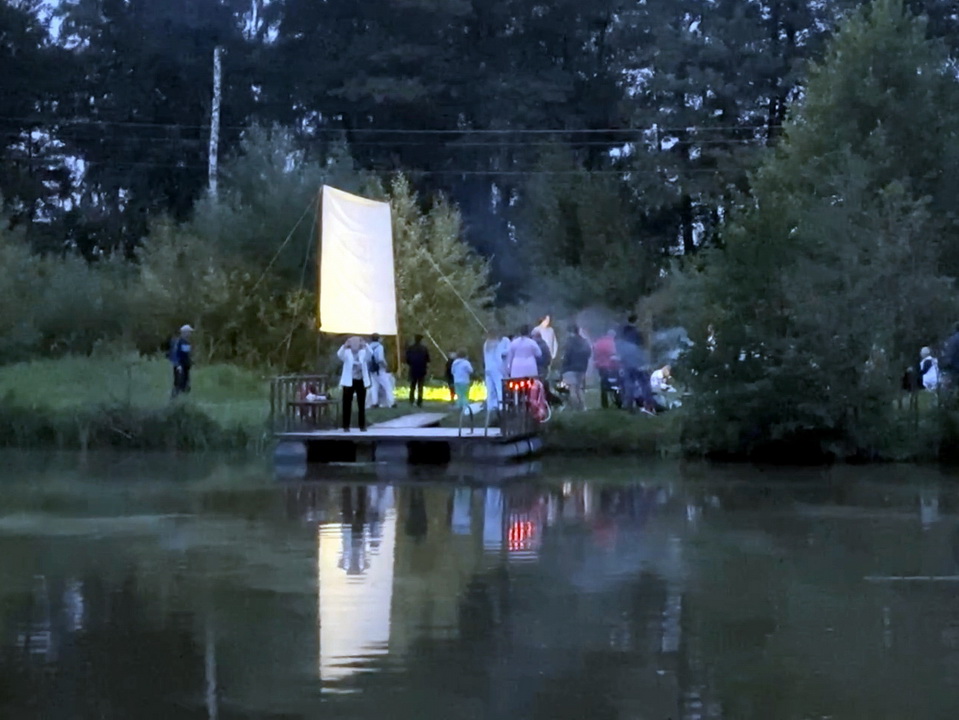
[544,408,683,457]
[0,357,269,450]
[0,358,469,451]
[0,356,684,455]
[1,357,937,462]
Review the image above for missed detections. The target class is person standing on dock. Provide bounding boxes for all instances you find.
[483,330,510,414]
[451,349,474,411]
[506,326,542,379]
[337,337,372,432]
[366,334,396,409]
[445,351,457,403]
[169,324,193,398]
[405,335,431,407]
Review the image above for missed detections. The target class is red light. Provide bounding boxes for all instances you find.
[508,520,536,551]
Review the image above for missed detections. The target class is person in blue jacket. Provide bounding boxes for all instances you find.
[170,324,194,397]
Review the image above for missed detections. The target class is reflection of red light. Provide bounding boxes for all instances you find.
[508,519,537,551]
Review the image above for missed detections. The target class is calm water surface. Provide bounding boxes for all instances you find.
[1,453,959,719]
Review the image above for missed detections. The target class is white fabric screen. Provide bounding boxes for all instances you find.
[319,185,397,335]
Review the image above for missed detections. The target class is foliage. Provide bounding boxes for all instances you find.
[389,175,496,360]
[681,0,959,459]
[546,410,683,457]
[514,149,660,311]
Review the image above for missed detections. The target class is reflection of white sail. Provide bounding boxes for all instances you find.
[451,488,472,535]
[483,489,504,552]
[318,493,397,685]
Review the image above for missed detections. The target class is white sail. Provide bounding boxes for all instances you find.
[319,185,397,335]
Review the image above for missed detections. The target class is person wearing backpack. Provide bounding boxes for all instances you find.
[169,324,194,398]
[366,334,396,408]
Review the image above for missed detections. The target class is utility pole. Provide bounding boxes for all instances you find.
[208,46,223,198]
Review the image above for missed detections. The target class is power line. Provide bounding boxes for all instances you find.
[4,156,743,176]
[0,115,778,135]
[0,134,766,150]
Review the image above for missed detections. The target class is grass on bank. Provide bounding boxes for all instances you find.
[0,355,271,451]
[0,358,480,451]
[0,357,682,455]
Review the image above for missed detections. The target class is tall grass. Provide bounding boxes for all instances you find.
[0,356,270,450]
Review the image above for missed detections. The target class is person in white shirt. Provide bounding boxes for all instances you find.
[920,347,941,390]
[650,365,673,393]
[650,365,679,411]
[366,333,396,408]
[451,350,474,411]
[483,330,510,413]
[336,337,372,431]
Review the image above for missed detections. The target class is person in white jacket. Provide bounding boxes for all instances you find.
[337,337,372,431]
[483,329,510,414]
[366,333,396,409]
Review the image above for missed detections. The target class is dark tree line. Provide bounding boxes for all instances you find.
[1,0,955,301]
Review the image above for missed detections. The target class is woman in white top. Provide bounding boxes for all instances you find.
[483,330,510,412]
[337,337,372,431]
[506,326,542,379]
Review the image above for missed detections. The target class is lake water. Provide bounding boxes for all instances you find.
[1,454,959,719]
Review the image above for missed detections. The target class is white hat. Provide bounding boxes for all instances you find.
[180,324,194,333]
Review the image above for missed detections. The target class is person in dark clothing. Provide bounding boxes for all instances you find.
[616,315,654,414]
[405,334,431,407]
[445,351,457,403]
[942,322,959,388]
[561,325,592,410]
[531,327,565,405]
[531,328,552,379]
[169,324,193,398]
[619,314,643,349]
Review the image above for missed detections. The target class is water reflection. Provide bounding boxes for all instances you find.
[3,459,959,718]
[319,485,397,683]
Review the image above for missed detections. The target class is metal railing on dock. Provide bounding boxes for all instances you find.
[499,378,538,439]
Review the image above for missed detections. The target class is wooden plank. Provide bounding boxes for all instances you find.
[370,412,447,429]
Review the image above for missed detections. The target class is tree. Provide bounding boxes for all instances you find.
[389,175,495,360]
[189,125,361,284]
[513,148,661,312]
[52,0,259,254]
[0,1,77,241]
[681,0,959,459]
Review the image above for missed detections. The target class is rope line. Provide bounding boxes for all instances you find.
[249,198,315,294]
[416,246,488,333]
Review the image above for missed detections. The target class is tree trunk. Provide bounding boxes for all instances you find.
[680,193,695,256]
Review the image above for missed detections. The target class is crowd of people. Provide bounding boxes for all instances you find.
[397,314,678,422]
[173,317,959,430]
[166,316,676,430]
[323,315,684,431]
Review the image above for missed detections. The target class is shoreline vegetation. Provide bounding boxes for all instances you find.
[1,356,956,463]
[0,355,691,456]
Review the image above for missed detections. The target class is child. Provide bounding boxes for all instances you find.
[445,351,458,403]
[450,349,474,411]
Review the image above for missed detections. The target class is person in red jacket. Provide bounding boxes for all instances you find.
[592,329,619,409]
